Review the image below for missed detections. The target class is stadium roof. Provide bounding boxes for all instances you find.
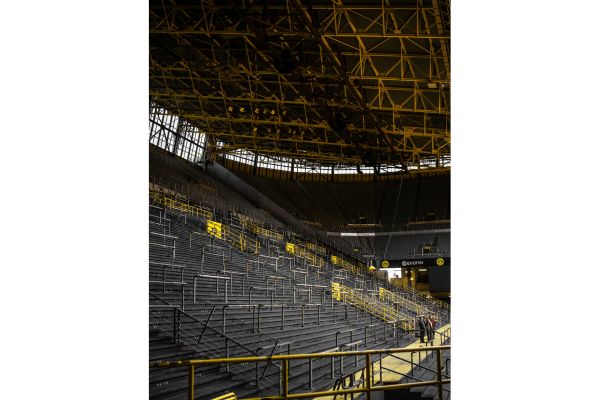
[150,0,450,171]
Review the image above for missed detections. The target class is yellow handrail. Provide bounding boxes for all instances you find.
[251,225,284,241]
[286,243,325,267]
[389,280,449,310]
[207,220,260,255]
[154,192,213,220]
[150,345,451,400]
[379,287,438,320]
[332,283,414,330]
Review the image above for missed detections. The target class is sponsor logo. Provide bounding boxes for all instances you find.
[401,260,424,267]
[436,257,445,266]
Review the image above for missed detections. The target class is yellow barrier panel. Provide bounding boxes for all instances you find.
[331,282,341,301]
[285,242,296,255]
[207,220,223,239]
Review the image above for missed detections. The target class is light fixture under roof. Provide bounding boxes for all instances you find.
[427,82,437,89]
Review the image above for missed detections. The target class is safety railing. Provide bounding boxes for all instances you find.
[332,283,413,331]
[298,240,327,255]
[251,225,284,242]
[149,293,281,395]
[285,243,325,267]
[206,220,260,255]
[150,345,451,400]
[155,192,214,220]
[388,279,450,312]
[378,287,436,318]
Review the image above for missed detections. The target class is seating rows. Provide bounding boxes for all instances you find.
[234,172,450,230]
[149,202,448,399]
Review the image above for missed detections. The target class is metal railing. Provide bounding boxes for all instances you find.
[332,283,413,331]
[378,287,436,319]
[150,345,451,400]
[286,244,325,267]
[155,193,214,220]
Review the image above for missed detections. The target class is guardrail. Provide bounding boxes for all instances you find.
[332,283,413,331]
[206,220,261,255]
[388,280,450,312]
[154,192,214,220]
[150,345,451,400]
[378,287,436,318]
[285,243,325,267]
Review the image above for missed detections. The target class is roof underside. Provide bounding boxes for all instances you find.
[150,0,450,169]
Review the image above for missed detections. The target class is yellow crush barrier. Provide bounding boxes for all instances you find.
[332,283,413,330]
[286,242,325,266]
[251,225,284,241]
[295,246,325,267]
[211,393,237,400]
[285,242,296,255]
[155,193,213,220]
[207,220,223,239]
[302,241,326,255]
[206,220,259,254]
[225,225,259,254]
[331,282,341,301]
[389,280,449,311]
[331,255,363,276]
[379,287,435,318]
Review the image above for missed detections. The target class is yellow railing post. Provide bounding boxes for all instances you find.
[365,353,372,400]
[188,365,195,400]
[435,349,443,400]
[282,359,289,399]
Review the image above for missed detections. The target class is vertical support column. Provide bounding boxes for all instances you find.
[365,354,372,400]
[188,365,195,400]
[436,349,443,400]
[282,359,289,399]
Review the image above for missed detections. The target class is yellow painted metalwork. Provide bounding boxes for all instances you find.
[150,344,451,400]
[389,279,449,311]
[207,220,223,239]
[211,393,237,400]
[155,193,213,220]
[285,242,296,255]
[331,282,341,301]
[293,246,325,267]
[333,283,413,330]
[318,324,451,400]
[251,225,284,242]
[378,287,435,319]
[300,241,326,255]
[150,0,450,168]
[223,225,259,254]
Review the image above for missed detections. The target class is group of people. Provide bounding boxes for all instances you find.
[417,314,437,343]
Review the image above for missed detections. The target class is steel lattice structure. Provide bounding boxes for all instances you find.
[150,0,450,171]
